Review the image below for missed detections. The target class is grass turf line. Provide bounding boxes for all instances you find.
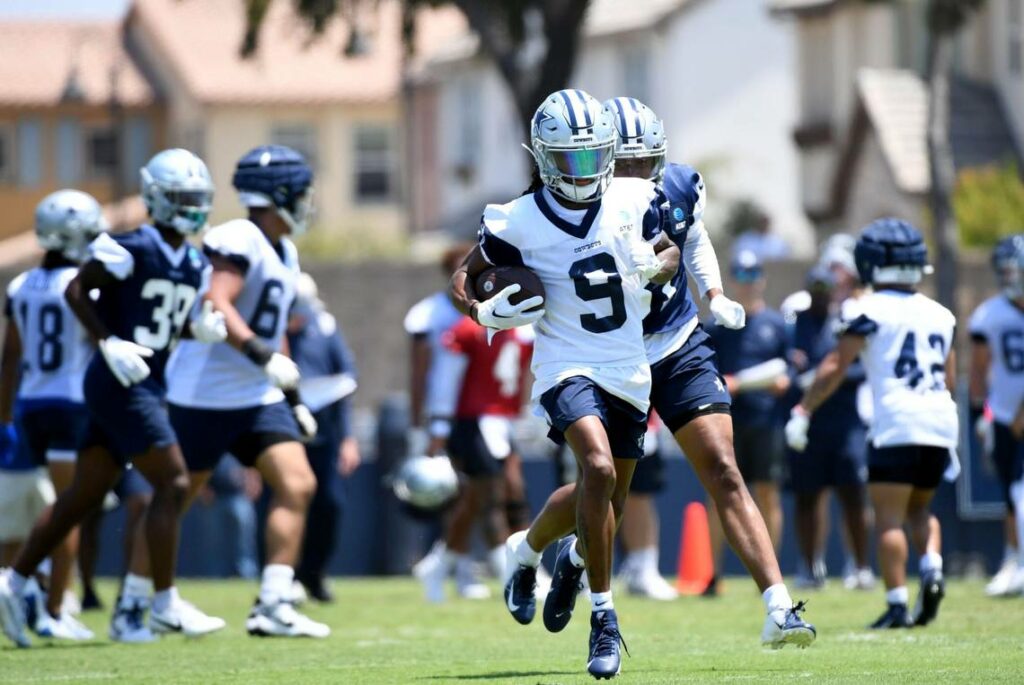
[1,578,1023,684]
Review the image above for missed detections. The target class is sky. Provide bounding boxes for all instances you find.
[0,0,130,19]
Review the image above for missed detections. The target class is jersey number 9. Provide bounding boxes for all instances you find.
[570,254,626,333]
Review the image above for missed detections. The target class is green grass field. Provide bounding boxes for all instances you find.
[2,577,1023,684]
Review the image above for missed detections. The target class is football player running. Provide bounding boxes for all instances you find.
[969,234,1024,595]
[164,145,328,638]
[0,190,106,641]
[537,97,812,647]
[0,150,227,648]
[451,89,678,680]
[788,219,957,629]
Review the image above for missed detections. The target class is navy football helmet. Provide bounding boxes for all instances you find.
[232,145,315,235]
[854,218,932,286]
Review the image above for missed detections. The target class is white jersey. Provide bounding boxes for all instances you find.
[403,290,464,422]
[5,267,92,404]
[479,179,662,412]
[842,289,958,449]
[969,294,1024,425]
[167,219,299,409]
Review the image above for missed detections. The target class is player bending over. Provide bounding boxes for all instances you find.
[0,190,106,641]
[787,219,957,628]
[525,97,813,648]
[0,150,227,647]
[163,145,328,638]
[452,89,678,680]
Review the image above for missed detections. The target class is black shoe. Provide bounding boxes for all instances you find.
[543,536,585,633]
[81,587,104,612]
[587,608,627,680]
[299,575,335,604]
[913,570,945,626]
[869,602,913,629]
[504,564,537,625]
[701,575,719,597]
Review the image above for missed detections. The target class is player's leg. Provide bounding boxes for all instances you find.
[988,423,1021,595]
[835,482,872,584]
[618,449,676,600]
[0,446,120,647]
[867,469,914,629]
[503,452,530,533]
[77,505,104,610]
[296,443,341,603]
[442,479,485,600]
[793,489,825,588]
[42,460,77,621]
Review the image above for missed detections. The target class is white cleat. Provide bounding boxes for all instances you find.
[0,570,30,648]
[1004,568,1024,596]
[35,611,94,641]
[535,565,553,600]
[246,599,330,638]
[626,570,679,601]
[414,549,449,604]
[109,600,157,644]
[290,581,308,606]
[149,598,226,638]
[986,557,1020,597]
[455,558,491,600]
[761,602,816,649]
[62,590,82,617]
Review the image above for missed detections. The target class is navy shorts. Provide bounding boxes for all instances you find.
[788,420,868,493]
[448,418,512,479]
[868,444,950,489]
[992,423,1024,510]
[169,401,301,472]
[630,449,666,494]
[734,423,786,484]
[649,325,731,434]
[82,360,177,466]
[115,466,153,500]
[15,401,89,466]
[540,376,647,460]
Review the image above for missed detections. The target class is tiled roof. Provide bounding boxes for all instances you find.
[130,0,465,105]
[0,20,155,106]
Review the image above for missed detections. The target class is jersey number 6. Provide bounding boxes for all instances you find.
[570,253,626,333]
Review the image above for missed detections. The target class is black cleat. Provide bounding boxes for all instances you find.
[503,564,537,625]
[870,602,913,629]
[701,574,719,597]
[587,608,626,680]
[81,587,104,612]
[299,575,335,604]
[913,570,945,626]
[543,536,585,633]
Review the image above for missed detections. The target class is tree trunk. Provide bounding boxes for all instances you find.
[925,28,958,310]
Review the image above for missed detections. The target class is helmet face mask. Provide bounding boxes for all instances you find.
[604,96,667,183]
[528,89,617,204]
[140,149,215,236]
[34,189,109,263]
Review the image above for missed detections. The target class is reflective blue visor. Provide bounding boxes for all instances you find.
[550,145,613,177]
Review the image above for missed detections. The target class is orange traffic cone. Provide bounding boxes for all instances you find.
[675,501,713,595]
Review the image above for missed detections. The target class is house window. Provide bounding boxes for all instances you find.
[1009,0,1022,74]
[85,127,118,178]
[17,119,42,187]
[354,125,395,202]
[0,125,13,183]
[56,118,81,184]
[271,123,318,170]
[621,43,651,105]
[454,78,481,179]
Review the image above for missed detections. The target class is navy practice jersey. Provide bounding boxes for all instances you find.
[88,225,208,385]
[791,307,865,430]
[708,307,788,427]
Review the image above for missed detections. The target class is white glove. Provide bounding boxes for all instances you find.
[628,240,664,281]
[474,284,544,331]
[99,336,153,388]
[975,411,995,457]
[190,301,227,343]
[785,406,810,452]
[265,352,301,390]
[709,294,746,330]
[293,403,318,442]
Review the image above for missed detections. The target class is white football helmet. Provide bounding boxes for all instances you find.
[604,97,667,182]
[393,455,459,512]
[34,189,109,262]
[140,148,214,236]
[527,89,617,203]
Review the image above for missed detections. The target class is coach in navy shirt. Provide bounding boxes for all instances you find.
[707,251,790,568]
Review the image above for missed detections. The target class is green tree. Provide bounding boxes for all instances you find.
[954,163,1024,248]
[242,0,591,139]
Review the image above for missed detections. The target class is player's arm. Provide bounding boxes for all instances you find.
[945,346,958,395]
[65,261,117,342]
[649,233,679,285]
[450,229,543,330]
[798,334,865,414]
[409,334,430,428]
[449,246,492,319]
[0,308,21,424]
[968,337,990,408]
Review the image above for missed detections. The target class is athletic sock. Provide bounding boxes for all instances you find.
[515,538,542,568]
[886,586,909,605]
[762,583,793,614]
[7,570,27,596]
[152,587,179,614]
[919,552,943,575]
[488,545,506,579]
[120,574,153,608]
[590,590,614,613]
[643,546,661,575]
[35,558,52,577]
[259,564,295,605]
[568,541,586,569]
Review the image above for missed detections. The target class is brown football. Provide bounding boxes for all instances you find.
[474,266,545,313]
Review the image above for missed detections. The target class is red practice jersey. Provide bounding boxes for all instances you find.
[441,317,533,418]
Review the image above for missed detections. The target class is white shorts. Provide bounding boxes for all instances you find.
[0,469,55,542]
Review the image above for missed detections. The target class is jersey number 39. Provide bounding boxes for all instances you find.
[135,279,197,349]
